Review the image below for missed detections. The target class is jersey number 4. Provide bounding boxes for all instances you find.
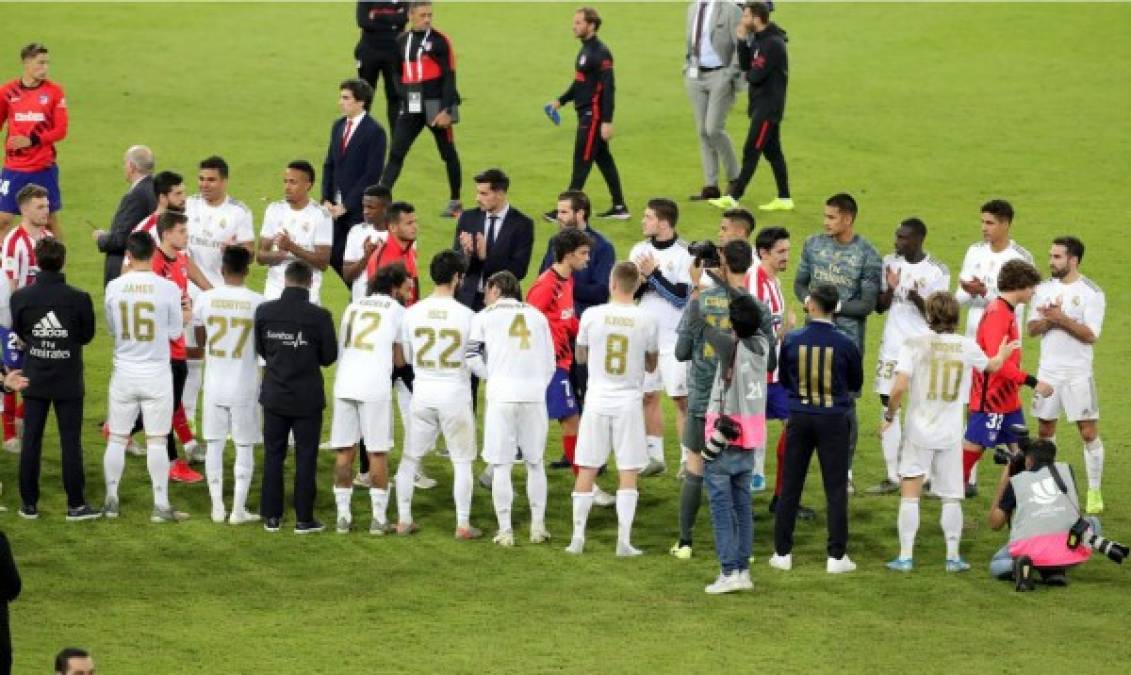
[508,314,531,349]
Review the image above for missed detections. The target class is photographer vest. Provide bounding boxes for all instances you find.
[706,333,770,451]
[1008,462,1091,566]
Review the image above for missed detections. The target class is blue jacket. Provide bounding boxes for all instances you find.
[539,225,615,317]
[778,320,862,415]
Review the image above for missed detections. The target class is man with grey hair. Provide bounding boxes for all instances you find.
[684,0,742,202]
[93,145,156,285]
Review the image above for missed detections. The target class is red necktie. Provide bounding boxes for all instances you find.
[341,119,353,153]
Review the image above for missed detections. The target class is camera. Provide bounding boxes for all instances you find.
[993,424,1032,474]
[703,414,741,462]
[1068,518,1128,564]
[688,240,721,268]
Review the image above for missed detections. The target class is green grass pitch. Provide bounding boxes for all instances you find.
[2,2,1131,672]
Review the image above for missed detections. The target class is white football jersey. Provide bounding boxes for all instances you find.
[955,240,1032,337]
[628,238,692,353]
[467,298,555,403]
[335,294,405,402]
[260,200,334,303]
[1030,276,1105,379]
[186,194,255,289]
[578,301,659,413]
[193,284,265,406]
[401,295,474,402]
[342,223,387,302]
[104,271,183,376]
[878,253,950,362]
[897,332,989,449]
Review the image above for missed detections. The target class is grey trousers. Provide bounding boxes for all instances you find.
[685,68,739,187]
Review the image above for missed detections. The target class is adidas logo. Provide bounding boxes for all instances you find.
[32,311,68,339]
[1028,477,1060,506]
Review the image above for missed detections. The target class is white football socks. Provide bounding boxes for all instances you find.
[897,497,919,560]
[146,441,171,510]
[233,443,254,514]
[526,461,547,530]
[369,487,389,524]
[103,440,126,501]
[881,413,902,484]
[333,486,353,522]
[395,457,418,525]
[205,439,226,511]
[616,489,639,546]
[646,435,663,463]
[1084,438,1104,490]
[941,498,963,559]
[453,461,473,529]
[571,490,594,542]
[492,462,514,532]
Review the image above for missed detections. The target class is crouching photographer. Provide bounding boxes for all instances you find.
[988,425,1127,591]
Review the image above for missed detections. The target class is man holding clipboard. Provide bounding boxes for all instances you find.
[379,0,463,218]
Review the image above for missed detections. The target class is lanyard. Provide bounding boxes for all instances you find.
[405,28,432,82]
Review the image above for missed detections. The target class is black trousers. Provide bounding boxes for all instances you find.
[19,396,86,508]
[774,411,851,559]
[356,46,400,133]
[380,112,461,200]
[260,409,321,523]
[330,213,360,281]
[731,116,790,200]
[570,109,625,207]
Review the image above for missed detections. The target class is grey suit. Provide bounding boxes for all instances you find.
[96,174,156,287]
[685,0,742,188]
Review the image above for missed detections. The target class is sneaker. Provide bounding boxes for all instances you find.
[440,200,463,218]
[864,479,900,496]
[102,497,120,519]
[704,571,743,595]
[1086,488,1104,514]
[493,530,515,547]
[396,521,419,536]
[592,486,616,507]
[565,537,585,555]
[211,507,227,524]
[768,553,792,571]
[616,541,644,557]
[945,557,971,573]
[549,455,572,470]
[707,195,739,210]
[17,504,37,520]
[3,438,19,454]
[669,541,693,560]
[827,555,857,574]
[529,525,551,544]
[886,557,913,573]
[66,505,102,522]
[750,474,766,493]
[542,209,559,223]
[758,197,795,212]
[414,472,437,490]
[151,506,190,523]
[454,525,483,540]
[229,509,260,525]
[336,517,351,534]
[295,520,325,534]
[1013,555,1035,592]
[169,459,203,484]
[689,185,722,202]
[184,440,204,463]
[369,519,392,535]
[263,517,281,532]
[965,482,978,499]
[639,460,667,478]
[736,569,754,590]
[353,472,372,488]
[596,205,631,220]
[477,469,493,491]
[1041,571,1069,587]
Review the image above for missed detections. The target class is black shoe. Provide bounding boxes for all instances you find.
[543,209,559,223]
[689,186,721,201]
[965,482,978,499]
[549,455,572,470]
[1013,555,1035,592]
[66,505,102,522]
[1041,571,1069,587]
[17,504,38,520]
[263,517,281,533]
[295,519,325,535]
[596,205,631,220]
[798,505,817,522]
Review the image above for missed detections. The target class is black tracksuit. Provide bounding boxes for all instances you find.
[355,1,408,131]
[557,35,626,208]
[380,27,462,201]
[10,270,95,510]
[0,532,19,675]
[255,287,337,524]
[731,22,790,200]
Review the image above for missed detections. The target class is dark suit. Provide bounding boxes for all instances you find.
[0,532,19,675]
[96,175,156,286]
[322,114,387,278]
[452,205,534,311]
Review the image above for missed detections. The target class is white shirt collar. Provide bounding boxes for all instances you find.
[486,203,510,223]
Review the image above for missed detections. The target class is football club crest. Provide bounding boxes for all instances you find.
[38,94,49,105]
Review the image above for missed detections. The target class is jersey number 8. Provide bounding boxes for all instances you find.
[604,333,628,375]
